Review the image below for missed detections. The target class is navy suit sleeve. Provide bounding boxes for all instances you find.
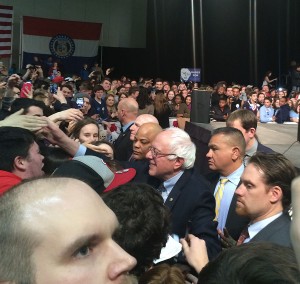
[189,185,221,259]
[167,171,221,260]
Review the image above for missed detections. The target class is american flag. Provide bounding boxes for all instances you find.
[0,5,13,58]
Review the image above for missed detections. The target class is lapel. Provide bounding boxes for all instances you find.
[164,170,191,210]
[205,172,220,194]
[251,213,289,242]
[114,123,133,146]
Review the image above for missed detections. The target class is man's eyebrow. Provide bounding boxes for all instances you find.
[241,178,253,185]
[61,234,101,257]
[208,143,217,148]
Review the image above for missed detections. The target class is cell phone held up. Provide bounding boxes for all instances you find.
[20,81,32,98]
[76,97,84,108]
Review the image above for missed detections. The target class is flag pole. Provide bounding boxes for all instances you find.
[100,24,104,80]
[19,15,23,72]
[9,7,14,69]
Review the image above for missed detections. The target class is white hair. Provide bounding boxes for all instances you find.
[164,128,195,169]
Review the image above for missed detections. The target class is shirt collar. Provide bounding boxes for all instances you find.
[122,121,134,132]
[220,164,244,186]
[248,212,283,240]
[246,139,258,157]
[163,170,184,193]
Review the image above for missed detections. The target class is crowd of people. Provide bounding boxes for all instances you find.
[210,80,300,124]
[0,58,300,283]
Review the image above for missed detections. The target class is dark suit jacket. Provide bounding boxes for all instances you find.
[256,142,274,153]
[113,123,134,161]
[205,172,250,241]
[250,213,292,247]
[165,168,221,260]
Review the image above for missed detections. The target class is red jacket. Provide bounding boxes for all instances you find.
[0,170,22,195]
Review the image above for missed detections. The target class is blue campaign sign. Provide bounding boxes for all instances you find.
[180,68,201,82]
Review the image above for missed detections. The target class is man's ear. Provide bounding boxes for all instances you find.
[13,156,26,171]
[269,185,283,204]
[231,146,241,161]
[247,127,256,139]
[174,157,185,171]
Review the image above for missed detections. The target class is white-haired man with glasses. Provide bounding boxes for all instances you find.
[146,128,221,260]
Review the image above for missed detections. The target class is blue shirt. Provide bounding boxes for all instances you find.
[75,144,87,157]
[259,105,275,123]
[290,110,299,119]
[122,121,134,132]
[161,171,184,203]
[214,164,244,230]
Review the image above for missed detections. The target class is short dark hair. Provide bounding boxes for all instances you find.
[10,98,45,115]
[264,97,272,103]
[227,109,258,130]
[61,83,73,92]
[102,183,170,276]
[129,86,139,95]
[198,242,300,283]
[249,152,297,210]
[40,146,72,175]
[0,127,35,172]
[93,84,104,93]
[101,77,112,84]
[155,78,163,83]
[212,127,246,157]
[219,95,227,102]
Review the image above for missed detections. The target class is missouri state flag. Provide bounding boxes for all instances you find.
[21,16,102,73]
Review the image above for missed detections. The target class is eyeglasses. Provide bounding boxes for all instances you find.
[149,146,177,159]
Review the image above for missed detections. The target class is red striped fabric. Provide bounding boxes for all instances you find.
[0,5,13,58]
[23,16,101,41]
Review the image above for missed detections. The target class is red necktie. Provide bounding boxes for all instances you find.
[237,226,249,246]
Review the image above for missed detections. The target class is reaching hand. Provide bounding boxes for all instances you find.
[8,74,21,83]
[0,81,7,89]
[180,234,209,274]
[53,87,67,104]
[49,108,84,123]
[0,109,48,131]
[217,227,237,248]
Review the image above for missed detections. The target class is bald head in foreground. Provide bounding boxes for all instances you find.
[130,114,159,141]
[132,122,162,160]
[0,178,136,284]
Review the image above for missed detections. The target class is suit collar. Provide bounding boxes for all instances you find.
[164,169,193,210]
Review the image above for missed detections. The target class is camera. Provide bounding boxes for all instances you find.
[50,83,58,94]
[76,97,84,108]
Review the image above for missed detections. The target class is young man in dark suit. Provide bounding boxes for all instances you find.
[234,152,297,247]
[226,109,273,165]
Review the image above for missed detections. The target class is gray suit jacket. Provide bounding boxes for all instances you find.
[250,213,292,247]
